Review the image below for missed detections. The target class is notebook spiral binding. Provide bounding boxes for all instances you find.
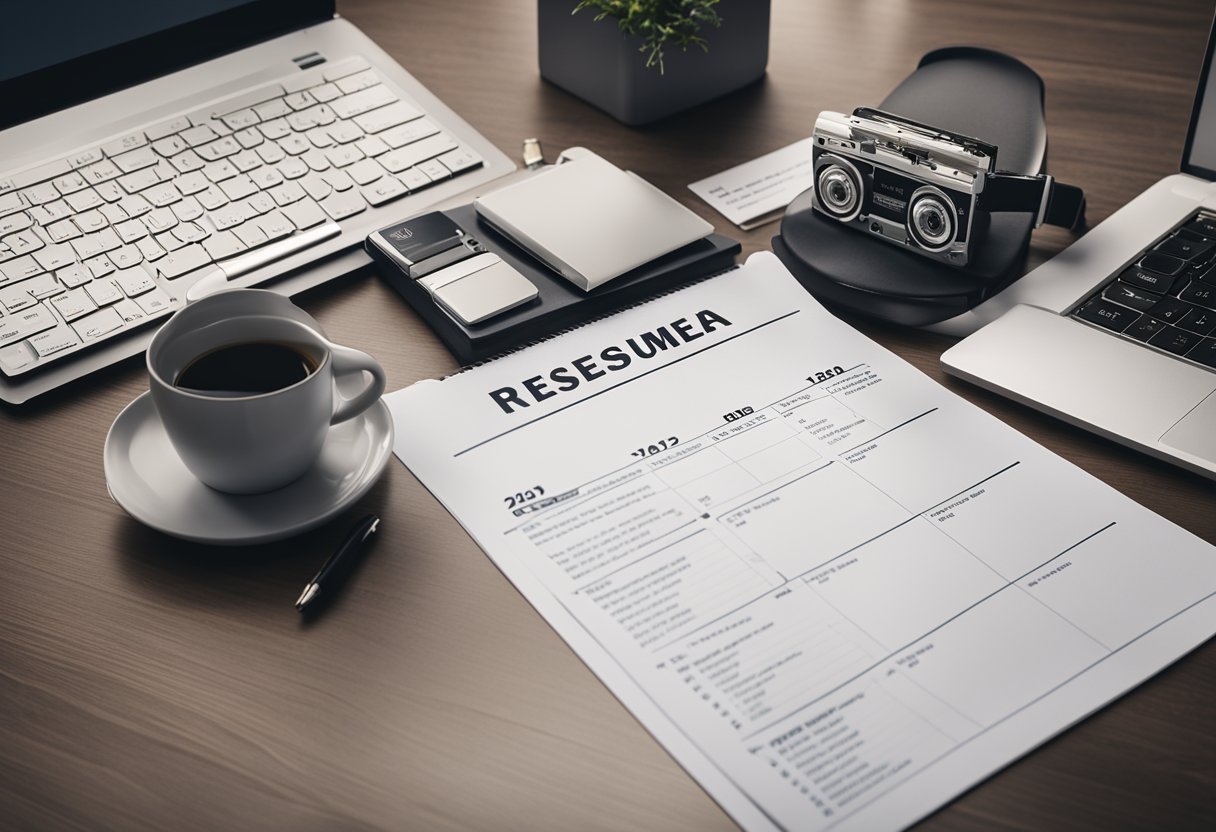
[444,263,744,379]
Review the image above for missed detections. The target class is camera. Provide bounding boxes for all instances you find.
[811,108,1085,268]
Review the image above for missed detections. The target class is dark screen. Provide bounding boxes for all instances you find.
[0,1,253,84]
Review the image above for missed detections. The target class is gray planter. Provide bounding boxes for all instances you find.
[538,0,771,126]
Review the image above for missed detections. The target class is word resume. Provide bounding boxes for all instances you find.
[386,254,1216,831]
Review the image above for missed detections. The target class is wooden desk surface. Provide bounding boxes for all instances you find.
[3,0,1213,829]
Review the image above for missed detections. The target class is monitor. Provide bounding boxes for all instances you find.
[0,0,333,130]
[1183,11,1216,180]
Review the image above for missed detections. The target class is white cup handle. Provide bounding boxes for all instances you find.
[328,342,386,425]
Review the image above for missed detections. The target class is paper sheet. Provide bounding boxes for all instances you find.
[688,139,816,229]
[387,253,1216,831]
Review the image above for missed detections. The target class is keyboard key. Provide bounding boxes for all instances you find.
[47,219,81,243]
[155,230,187,253]
[256,142,287,166]
[1177,307,1216,336]
[114,219,148,244]
[85,278,123,307]
[329,85,396,120]
[1118,264,1178,294]
[101,132,147,157]
[278,135,311,156]
[203,160,238,183]
[111,146,160,173]
[256,211,294,240]
[84,254,115,278]
[1179,280,1216,309]
[325,146,364,168]
[354,135,390,158]
[22,182,60,205]
[0,256,45,284]
[354,101,421,134]
[1139,251,1185,276]
[253,99,292,121]
[64,188,103,213]
[73,209,108,233]
[1123,315,1167,342]
[322,56,370,82]
[197,137,242,162]
[171,196,204,223]
[0,192,31,217]
[33,243,75,272]
[0,304,57,344]
[241,192,276,217]
[280,198,327,230]
[1186,336,1216,368]
[437,147,483,175]
[113,267,156,296]
[118,194,153,218]
[230,150,262,173]
[180,124,220,147]
[0,277,49,312]
[109,245,144,270]
[112,298,146,323]
[152,135,189,158]
[80,159,123,184]
[311,83,341,103]
[99,202,128,224]
[67,148,104,168]
[259,118,292,141]
[95,181,125,204]
[1156,234,1212,261]
[284,91,317,111]
[1184,216,1216,238]
[50,287,97,321]
[1076,298,1139,332]
[234,223,268,249]
[396,167,433,192]
[143,207,177,234]
[52,171,88,195]
[278,157,309,180]
[234,127,264,150]
[137,236,167,262]
[203,231,246,260]
[135,287,175,315]
[1148,325,1200,355]
[416,159,450,183]
[2,230,45,259]
[210,204,246,230]
[56,263,91,288]
[321,170,355,192]
[319,190,366,220]
[195,186,229,211]
[156,244,211,279]
[72,306,126,341]
[0,212,32,237]
[169,150,206,174]
[335,69,380,94]
[268,181,305,206]
[347,158,384,185]
[378,133,458,173]
[306,127,336,148]
[142,182,182,207]
[220,174,259,201]
[381,118,440,147]
[361,176,408,206]
[0,341,37,374]
[302,149,331,173]
[1149,297,1195,324]
[221,108,260,131]
[28,325,81,358]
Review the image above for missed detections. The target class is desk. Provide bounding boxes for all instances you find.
[2,0,1213,829]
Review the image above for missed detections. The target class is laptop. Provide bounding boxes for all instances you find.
[0,0,514,405]
[940,14,1216,481]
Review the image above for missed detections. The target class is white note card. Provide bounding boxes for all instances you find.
[688,138,816,229]
[386,253,1216,831]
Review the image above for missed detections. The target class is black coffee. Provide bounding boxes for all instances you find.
[175,342,318,396]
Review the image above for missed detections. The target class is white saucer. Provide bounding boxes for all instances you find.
[104,392,395,545]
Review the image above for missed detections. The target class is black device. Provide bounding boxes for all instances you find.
[775,47,1087,326]
[368,205,741,364]
[810,108,1085,268]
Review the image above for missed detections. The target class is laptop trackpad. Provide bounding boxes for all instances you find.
[1161,390,1216,462]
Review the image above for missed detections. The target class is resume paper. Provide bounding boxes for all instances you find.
[386,253,1216,831]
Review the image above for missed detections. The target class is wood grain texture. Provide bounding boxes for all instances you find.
[1,0,1213,829]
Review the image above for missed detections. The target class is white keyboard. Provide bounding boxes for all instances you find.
[0,56,484,378]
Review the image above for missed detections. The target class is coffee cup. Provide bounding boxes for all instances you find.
[147,288,386,495]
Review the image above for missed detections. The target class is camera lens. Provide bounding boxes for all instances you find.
[816,161,862,222]
[907,188,956,251]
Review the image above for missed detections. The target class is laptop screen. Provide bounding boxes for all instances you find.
[1184,13,1216,179]
[0,0,333,130]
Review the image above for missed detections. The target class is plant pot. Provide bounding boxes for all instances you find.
[538,0,771,126]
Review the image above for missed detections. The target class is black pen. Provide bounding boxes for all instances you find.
[296,514,380,613]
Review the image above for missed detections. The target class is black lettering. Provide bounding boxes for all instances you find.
[549,366,580,392]
[522,375,556,402]
[489,386,528,414]
[639,326,680,354]
[601,345,632,371]
[626,336,657,359]
[697,309,732,332]
[572,354,605,381]
[671,317,703,342]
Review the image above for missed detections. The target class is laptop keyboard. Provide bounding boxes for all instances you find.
[0,56,484,378]
[1071,212,1216,370]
